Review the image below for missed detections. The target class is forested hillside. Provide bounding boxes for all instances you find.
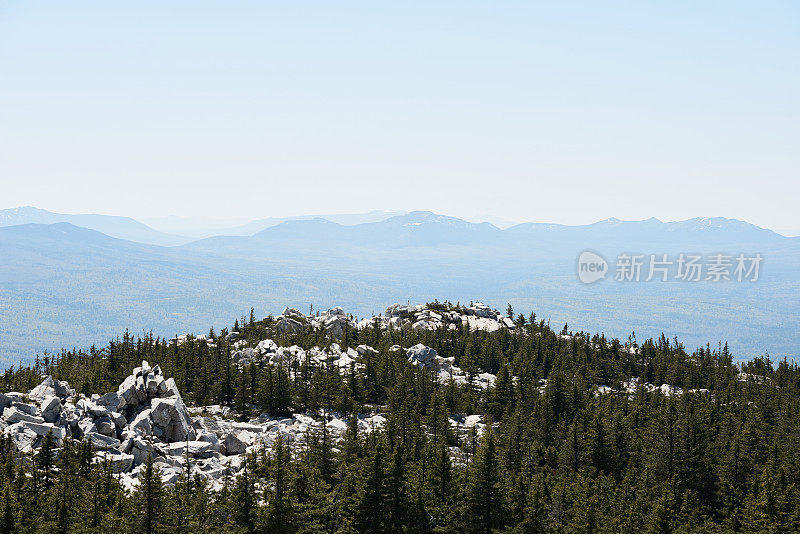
[1,302,799,533]
[3,213,799,366]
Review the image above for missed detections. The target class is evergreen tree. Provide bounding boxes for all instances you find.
[135,455,164,534]
[37,431,55,489]
[232,459,255,533]
[463,431,504,533]
[265,435,294,532]
[351,442,388,533]
[0,483,16,534]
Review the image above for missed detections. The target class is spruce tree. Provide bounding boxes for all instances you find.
[232,459,255,533]
[265,435,294,532]
[136,455,164,534]
[463,431,503,533]
[0,483,16,534]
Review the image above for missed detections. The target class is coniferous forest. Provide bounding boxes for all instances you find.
[1,302,799,534]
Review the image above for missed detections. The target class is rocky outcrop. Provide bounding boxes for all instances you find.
[0,361,390,491]
[406,343,497,388]
[276,316,303,334]
[373,302,513,333]
[256,302,515,341]
[1,300,512,490]
[232,340,365,371]
[29,375,74,399]
[2,354,489,492]
[1,363,193,462]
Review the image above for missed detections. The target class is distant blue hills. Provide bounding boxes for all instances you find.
[0,206,187,246]
[0,207,797,368]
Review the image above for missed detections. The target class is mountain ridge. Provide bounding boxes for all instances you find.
[1,213,798,367]
[2,206,791,247]
[0,206,186,246]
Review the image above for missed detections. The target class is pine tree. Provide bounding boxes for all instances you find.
[53,438,81,534]
[386,446,408,530]
[236,368,250,421]
[232,459,255,533]
[463,431,504,533]
[272,365,293,416]
[516,475,548,534]
[647,487,674,534]
[265,435,294,532]
[37,431,55,489]
[352,443,387,533]
[0,482,16,534]
[292,459,330,533]
[741,460,794,533]
[136,455,164,534]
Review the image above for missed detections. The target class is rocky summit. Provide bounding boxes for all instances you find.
[1,301,508,491]
[0,298,795,532]
[2,361,407,491]
[241,301,516,340]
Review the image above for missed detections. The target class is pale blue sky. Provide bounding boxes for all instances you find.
[1,1,798,231]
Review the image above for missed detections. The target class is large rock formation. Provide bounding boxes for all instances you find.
[406,343,496,388]
[0,360,394,491]
[1,302,509,490]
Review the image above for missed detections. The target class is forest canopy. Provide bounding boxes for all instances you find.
[0,301,798,533]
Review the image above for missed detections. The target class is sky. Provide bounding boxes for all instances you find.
[1,1,798,232]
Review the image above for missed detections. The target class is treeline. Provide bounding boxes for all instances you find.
[1,305,800,532]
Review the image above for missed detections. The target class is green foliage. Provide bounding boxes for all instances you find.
[2,311,800,532]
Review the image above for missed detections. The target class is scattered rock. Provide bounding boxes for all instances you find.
[3,406,44,424]
[30,376,74,399]
[96,450,135,473]
[151,397,195,442]
[1,302,515,490]
[39,396,62,423]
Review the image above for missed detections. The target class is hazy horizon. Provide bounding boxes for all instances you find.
[3,204,800,237]
[2,2,798,231]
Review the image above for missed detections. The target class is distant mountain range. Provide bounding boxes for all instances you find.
[0,207,412,244]
[0,207,798,368]
[142,210,409,239]
[3,206,791,247]
[183,211,795,264]
[0,206,186,246]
